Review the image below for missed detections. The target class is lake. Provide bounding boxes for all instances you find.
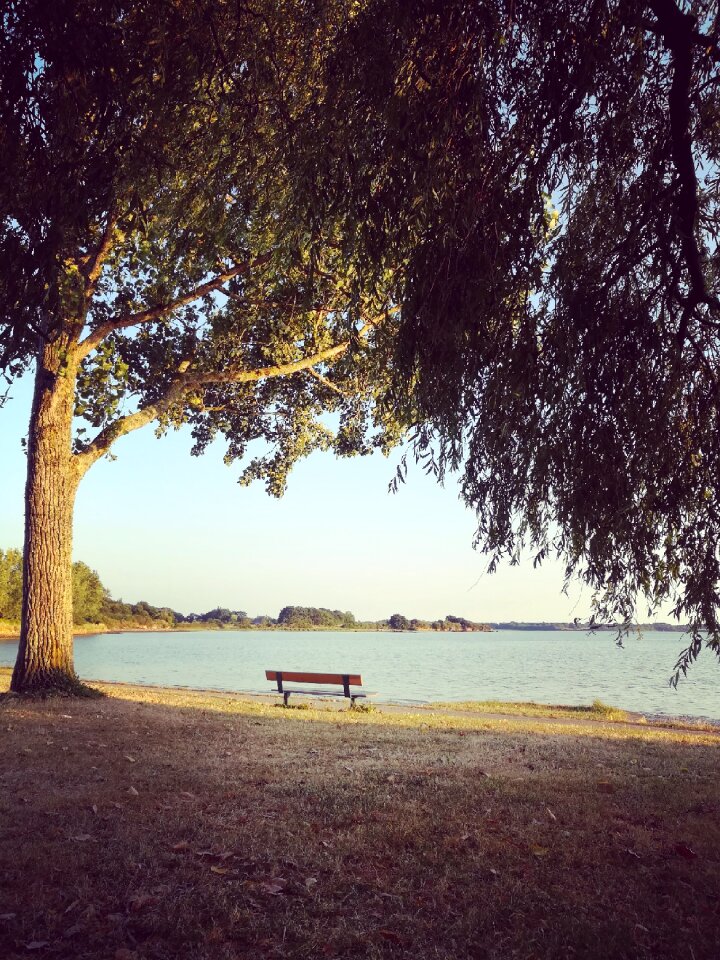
[1,629,718,720]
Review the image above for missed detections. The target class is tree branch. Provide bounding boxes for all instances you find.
[76,253,271,360]
[81,205,118,292]
[305,366,349,396]
[185,319,375,389]
[73,311,391,476]
[73,380,188,480]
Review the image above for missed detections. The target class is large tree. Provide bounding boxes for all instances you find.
[0,0,401,692]
[290,0,720,680]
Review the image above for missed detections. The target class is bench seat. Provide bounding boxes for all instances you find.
[278,686,368,699]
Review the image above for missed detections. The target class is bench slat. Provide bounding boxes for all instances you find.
[278,687,368,698]
[265,670,362,686]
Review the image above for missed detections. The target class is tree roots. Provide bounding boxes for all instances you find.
[9,668,104,699]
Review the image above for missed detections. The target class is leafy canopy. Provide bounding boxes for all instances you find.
[0,0,403,495]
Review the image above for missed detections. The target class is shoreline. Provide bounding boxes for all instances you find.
[1,666,718,734]
[88,679,720,735]
[0,625,496,640]
[0,622,692,643]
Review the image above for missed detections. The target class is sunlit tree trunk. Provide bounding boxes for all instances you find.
[11,334,81,693]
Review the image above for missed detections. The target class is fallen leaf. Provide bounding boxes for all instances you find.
[305,877,318,888]
[210,866,230,875]
[70,834,92,842]
[0,913,17,921]
[91,804,98,815]
[674,843,698,860]
[626,848,642,860]
[63,924,84,938]
[259,879,287,895]
[25,943,50,951]
[171,841,190,852]
[531,846,549,857]
[126,786,139,797]
[546,807,557,821]
[128,894,158,913]
[378,930,405,944]
[63,900,80,915]
[124,755,136,763]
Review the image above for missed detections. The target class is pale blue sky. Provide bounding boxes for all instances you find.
[0,370,594,621]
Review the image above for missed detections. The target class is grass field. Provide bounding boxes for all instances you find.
[0,671,718,959]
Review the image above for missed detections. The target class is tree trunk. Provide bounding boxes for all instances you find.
[11,334,81,693]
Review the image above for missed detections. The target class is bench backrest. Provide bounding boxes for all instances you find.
[266,670,362,697]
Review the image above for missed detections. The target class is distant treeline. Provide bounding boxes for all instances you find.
[180,607,490,632]
[1,549,687,635]
[0,549,491,632]
[1,548,109,624]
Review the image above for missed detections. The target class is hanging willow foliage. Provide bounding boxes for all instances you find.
[286,0,720,679]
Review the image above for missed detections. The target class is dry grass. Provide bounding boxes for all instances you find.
[430,698,632,722]
[0,672,719,960]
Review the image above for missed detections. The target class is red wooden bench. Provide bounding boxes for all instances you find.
[265,670,370,707]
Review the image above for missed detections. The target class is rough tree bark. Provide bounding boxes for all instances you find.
[10,333,83,693]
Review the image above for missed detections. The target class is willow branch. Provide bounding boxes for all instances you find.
[649,0,720,316]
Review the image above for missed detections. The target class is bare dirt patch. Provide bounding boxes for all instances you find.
[0,676,718,959]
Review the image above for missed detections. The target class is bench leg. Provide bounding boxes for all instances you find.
[283,691,290,706]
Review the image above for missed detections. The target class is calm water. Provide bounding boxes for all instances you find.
[1,629,718,719]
